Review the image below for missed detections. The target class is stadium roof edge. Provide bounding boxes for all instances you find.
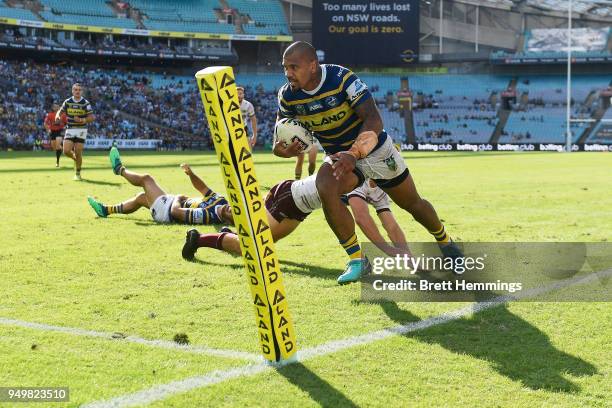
[446,0,512,11]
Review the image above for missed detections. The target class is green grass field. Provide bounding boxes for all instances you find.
[1,150,610,407]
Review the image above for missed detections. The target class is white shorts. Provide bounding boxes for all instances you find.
[347,182,391,213]
[150,194,176,224]
[323,136,407,188]
[355,136,407,186]
[64,128,88,141]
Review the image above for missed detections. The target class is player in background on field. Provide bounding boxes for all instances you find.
[273,41,463,282]
[294,140,318,180]
[86,147,233,225]
[56,83,95,180]
[237,86,258,149]
[182,176,412,277]
[43,103,66,167]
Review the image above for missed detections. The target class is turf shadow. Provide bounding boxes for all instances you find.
[80,179,122,187]
[279,259,340,280]
[379,302,597,392]
[276,362,359,408]
[189,258,244,271]
[96,216,157,225]
[185,258,342,279]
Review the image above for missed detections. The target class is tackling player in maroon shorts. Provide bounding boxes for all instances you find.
[182,175,412,280]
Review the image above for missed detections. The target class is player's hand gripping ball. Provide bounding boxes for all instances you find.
[273,118,314,153]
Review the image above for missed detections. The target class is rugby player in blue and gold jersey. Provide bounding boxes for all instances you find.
[274,41,463,284]
[86,147,233,226]
[56,83,95,180]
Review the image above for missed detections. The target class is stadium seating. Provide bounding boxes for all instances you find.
[379,108,405,143]
[500,107,567,143]
[587,107,612,143]
[503,75,612,142]
[515,75,610,103]
[37,0,138,28]
[226,0,289,35]
[0,5,38,20]
[40,11,138,28]
[408,74,510,143]
[413,107,497,143]
[408,75,512,99]
[40,0,115,17]
[129,0,237,34]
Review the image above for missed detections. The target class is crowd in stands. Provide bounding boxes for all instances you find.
[2,58,610,150]
[0,59,282,150]
[416,109,497,141]
[1,26,233,57]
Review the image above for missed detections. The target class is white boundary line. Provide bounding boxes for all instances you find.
[82,269,612,408]
[0,317,260,362]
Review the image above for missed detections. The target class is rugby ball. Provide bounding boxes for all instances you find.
[274,118,314,153]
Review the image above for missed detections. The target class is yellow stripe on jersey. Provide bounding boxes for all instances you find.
[281,72,352,106]
[299,102,355,132]
[317,118,363,140]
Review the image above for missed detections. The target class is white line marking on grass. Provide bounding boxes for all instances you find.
[82,364,270,408]
[0,318,260,362]
[83,269,611,408]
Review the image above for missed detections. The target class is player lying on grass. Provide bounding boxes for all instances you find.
[87,147,233,225]
[182,175,411,284]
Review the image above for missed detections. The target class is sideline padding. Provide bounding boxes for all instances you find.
[195,66,297,362]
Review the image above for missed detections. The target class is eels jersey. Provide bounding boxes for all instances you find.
[182,190,228,225]
[58,97,93,129]
[277,64,384,154]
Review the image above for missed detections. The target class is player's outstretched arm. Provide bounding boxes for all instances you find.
[181,164,211,196]
[54,102,66,123]
[377,211,411,254]
[349,197,401,257]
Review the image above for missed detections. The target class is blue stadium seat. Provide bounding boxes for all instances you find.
[0,6,38,20]
[225,0,289,35]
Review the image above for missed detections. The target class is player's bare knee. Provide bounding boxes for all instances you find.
[402,196,427,213]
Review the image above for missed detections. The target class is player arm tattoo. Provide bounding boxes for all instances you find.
[349,98,383,159]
